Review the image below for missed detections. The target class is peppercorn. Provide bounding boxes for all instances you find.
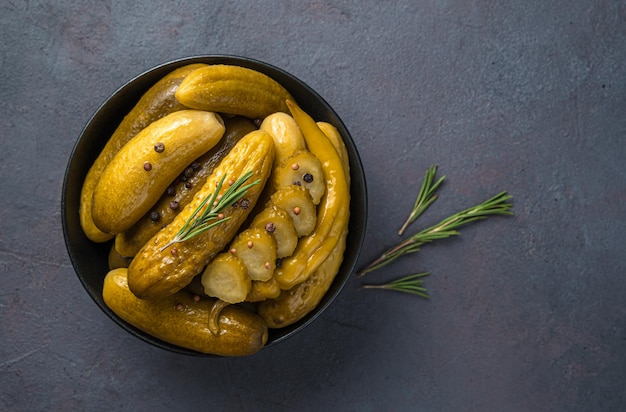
[149,211,160,222]
[169,200,179,210]
[154,142,165,153]
[239,199,250,209]
[303,173,314,183]
[264,222,276,233]
[166,186,175,196]
[143,161,152,171]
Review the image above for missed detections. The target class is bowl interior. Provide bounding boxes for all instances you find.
[62,55,367,356]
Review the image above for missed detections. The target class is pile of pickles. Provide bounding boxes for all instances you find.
[79,64,350,356]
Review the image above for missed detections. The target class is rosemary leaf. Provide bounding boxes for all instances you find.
[361,272,431,298]
[398,165,445,236]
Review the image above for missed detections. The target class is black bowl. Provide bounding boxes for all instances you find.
[62,55,367,356]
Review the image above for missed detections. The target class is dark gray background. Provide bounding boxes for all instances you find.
[1,1,625,411]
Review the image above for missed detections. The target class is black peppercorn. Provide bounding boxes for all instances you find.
[154,142,165,153]
[239,199,250,209]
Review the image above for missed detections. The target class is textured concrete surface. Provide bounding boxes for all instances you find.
[1,1,625,411]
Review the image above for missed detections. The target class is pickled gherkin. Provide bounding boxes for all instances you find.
[272,150,325,205]
[250,205,298,258]
[229,228,277,281]
[201,253,251,304]
[269,185,317,238]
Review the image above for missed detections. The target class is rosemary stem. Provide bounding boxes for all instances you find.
[397,214,414,237]
[358,238,420,277]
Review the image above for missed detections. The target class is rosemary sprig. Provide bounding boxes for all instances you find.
[360,272,431,298]
[398,165,445,236]
[357,191,513,277]
[160,171,260,252]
